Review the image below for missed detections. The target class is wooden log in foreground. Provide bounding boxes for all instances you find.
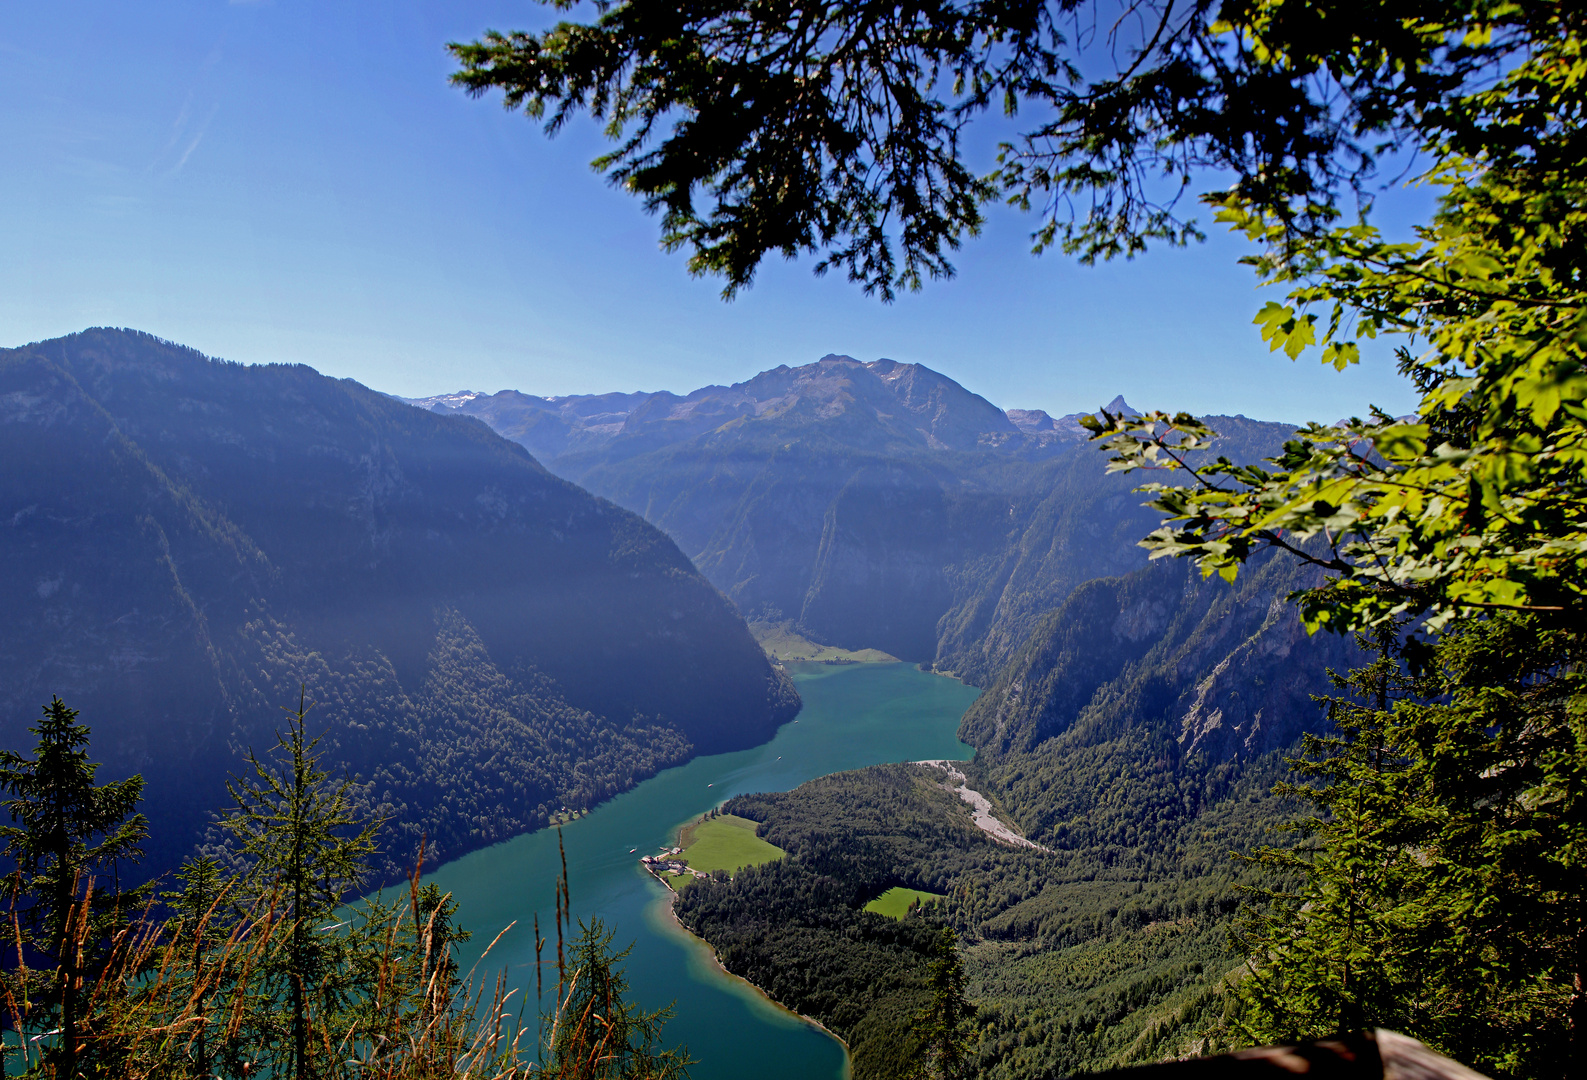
[1092,1029,1490,1079]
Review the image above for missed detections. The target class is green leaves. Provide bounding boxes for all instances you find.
[1095,108,1587,633]
[1255,302,1318,360]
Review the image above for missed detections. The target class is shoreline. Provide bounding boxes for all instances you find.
[657,818,847,1054]
[656,885,854,1070]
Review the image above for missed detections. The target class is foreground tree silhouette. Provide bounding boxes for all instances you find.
[223,689,378,1080]
[0,696,147,1077]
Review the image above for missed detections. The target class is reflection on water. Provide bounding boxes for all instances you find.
[426,662,980,1080]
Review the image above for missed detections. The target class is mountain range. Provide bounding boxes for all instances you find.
[412,354,1290,684]
[3,330,1364,1076]
[406,356,1103,462]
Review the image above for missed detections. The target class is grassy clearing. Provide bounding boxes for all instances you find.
[678,814,786,875]
[747,619,898,663]
[864,887,947,920]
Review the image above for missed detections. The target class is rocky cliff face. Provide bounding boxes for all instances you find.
[1,328,798,878]
[953,553,1360,851]
[962,554,1360,763]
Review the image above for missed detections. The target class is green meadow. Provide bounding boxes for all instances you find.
[747,619,898,664]
[678,814,786,875]
[863,887,947,920]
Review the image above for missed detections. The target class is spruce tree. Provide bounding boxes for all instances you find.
[1230,627,1436,1040]
[1230,617,1587,1077]
[222,690,378,1080]
[0,696,148,1077]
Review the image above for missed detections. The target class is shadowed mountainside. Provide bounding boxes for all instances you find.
[1,328,797,879]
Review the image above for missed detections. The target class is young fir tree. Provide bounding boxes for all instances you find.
[222,690,378,1080]
[532,834,691,1080]
[911,928,974,1080]
[542,918,691,1080]
[407,881,470,1032]
[158,855,234,1079]
[341,869,474,1073]
[0,696,148,1077]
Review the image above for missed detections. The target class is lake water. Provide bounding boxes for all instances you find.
[426,661,981,1080]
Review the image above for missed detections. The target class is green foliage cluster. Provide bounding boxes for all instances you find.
[0,697,688,1080]
[0,327,797,881]
[1090,10,1586,634]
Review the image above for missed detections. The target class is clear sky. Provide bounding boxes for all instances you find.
[1,1,1424,422]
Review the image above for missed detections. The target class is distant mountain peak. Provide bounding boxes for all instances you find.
[1102,395,1140,417]
[407,390,486,410]
[1006,409,1055,433]
[414,354,1024,460]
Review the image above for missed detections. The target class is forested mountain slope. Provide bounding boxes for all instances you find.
[414,356,1298,683]
[679,553,1361,1078]
[0,328,797,878]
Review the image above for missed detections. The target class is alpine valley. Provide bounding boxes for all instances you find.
[414,353,1364,1077]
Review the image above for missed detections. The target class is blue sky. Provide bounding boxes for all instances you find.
[1,1,1423,422]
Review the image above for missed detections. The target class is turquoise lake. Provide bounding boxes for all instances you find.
[425,661,981,1080]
